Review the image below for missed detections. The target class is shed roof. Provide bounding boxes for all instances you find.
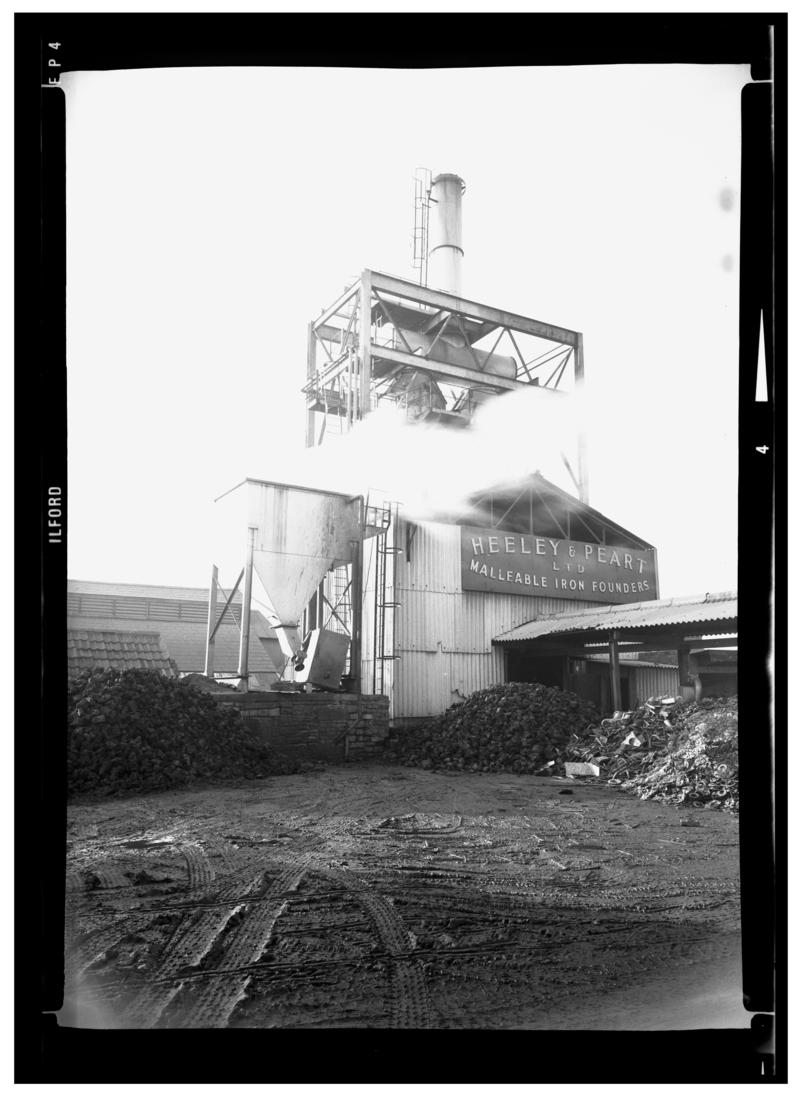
[68,630,177,678]
[493,591,737,643]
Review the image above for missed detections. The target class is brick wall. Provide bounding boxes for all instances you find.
[216,691,390,763]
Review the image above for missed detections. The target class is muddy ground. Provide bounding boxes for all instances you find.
[61,763,746,1031]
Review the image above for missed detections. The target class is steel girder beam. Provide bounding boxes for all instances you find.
[369,270,580,348]
[313,283,360,332]
[369,343,538,394]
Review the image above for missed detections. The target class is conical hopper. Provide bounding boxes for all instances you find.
[245,480,363,653]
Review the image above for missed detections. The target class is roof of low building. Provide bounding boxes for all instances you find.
[67,582,282,674]
[493,591,737,643]
[583,654,681,670]
[68,579,248,603]
[68,630,177,678]
[67,579,281,673]
[67,616,280,675]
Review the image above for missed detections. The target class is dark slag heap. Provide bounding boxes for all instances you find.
[385,682,599,774]
[67,668,298,798]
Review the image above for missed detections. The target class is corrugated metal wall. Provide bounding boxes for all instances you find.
[392,518,597,718]
[629,666,681,705]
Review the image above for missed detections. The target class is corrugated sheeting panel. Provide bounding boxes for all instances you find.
[391,516,602,717]
[453,592,598,654]
[395,590,455,652]
[394,649,507,718]
[399,521,461,593]
[629,666,681,705]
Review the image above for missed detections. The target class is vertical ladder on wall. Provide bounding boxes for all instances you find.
[372,500,402,695]
[412,167,432,288]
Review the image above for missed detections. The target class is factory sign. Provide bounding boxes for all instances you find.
[460,526,658,604]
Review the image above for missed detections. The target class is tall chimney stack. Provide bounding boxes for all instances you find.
[427,173,465,296]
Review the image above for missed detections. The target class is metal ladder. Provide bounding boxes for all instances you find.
[412,167,432,287]
[366,497,402,694]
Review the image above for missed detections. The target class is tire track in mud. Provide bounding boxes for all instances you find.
[181,843,215,889]
[123,867,270,1028]
[74,812,422,1028]
[167,857,313,1029]
[67,909,155,983]
[322,867,432,1029]
[138,822,356,1028]
[66,847,270,1017]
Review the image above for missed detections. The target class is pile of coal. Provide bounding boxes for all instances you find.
[67,668,298,799]
[384,682,598,774]
[565,696,738,811]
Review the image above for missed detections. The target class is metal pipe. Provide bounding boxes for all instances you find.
[237,527,256,689]
[348,523,364,693]
[574,333,589,503]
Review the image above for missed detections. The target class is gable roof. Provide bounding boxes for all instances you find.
[428,471,655,550]
[525,473,655,550]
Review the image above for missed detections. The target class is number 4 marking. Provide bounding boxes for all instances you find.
[48,42,61,49]
[756,445,769,454]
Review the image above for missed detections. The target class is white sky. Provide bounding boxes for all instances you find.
[63,64,748,597]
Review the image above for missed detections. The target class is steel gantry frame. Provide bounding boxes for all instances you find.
[304,270,589,501]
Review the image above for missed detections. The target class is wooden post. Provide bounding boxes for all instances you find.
[204,564,219,678]
[609,630,622,712]
[237,528,256,689]
[574,332,589,504]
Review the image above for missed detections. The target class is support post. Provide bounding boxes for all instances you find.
[358,270,372,419]
[306,320,317,448]
[237,528,256,689]
[574,332,589,504]
[204,565,219,678]
[677,642,697,702]
[677,643,691,686]
[561,654,571,692]
[609,630,622,712]
[315,578,325,628]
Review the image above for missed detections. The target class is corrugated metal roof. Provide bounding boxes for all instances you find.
[493,591,737,643]
[68,579,247,602]
[67,630,177,678]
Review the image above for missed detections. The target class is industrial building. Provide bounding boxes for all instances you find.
[67,579,281,684]
[211,172,736,721]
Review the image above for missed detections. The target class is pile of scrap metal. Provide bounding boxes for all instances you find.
[565,696,738,811]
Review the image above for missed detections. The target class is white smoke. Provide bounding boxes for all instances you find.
[266,386,589,520]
